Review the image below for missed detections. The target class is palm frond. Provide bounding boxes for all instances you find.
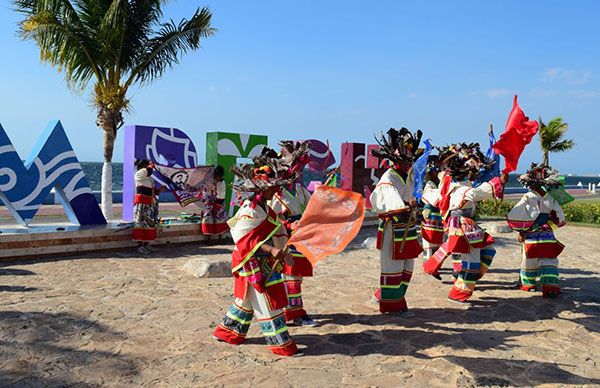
[548,139,575,153]
[125,6,215,87]
[117,0,164,73]
[17,6,104,90]
[14,0,215,120]
[538,116,575,163]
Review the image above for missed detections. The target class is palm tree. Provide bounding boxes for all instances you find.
[538,116,575,166]
[14,0,216,219]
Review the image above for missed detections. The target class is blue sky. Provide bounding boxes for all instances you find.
[1,0,599,174]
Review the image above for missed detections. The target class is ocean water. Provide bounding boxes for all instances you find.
[81,162,599,192]
[81,162,124,191]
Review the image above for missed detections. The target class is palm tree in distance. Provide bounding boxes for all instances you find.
[538,116,575,166]
[14,0,216,219]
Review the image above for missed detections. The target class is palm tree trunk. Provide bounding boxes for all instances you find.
[97,106,119,221]
[542,151,549,166]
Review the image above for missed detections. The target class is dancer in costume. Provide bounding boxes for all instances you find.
[429,144,507,303]
[370,128,424,315]
[269,142,317,326]
[213,142,310,357]
[420,156,445,274]
[506,163,566,298]
[133,159,166,254]
[200,165,229,235]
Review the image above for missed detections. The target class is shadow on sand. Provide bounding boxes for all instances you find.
[0,310,140,387]
[295,265,600,385]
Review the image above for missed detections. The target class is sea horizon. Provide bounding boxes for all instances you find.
[80,161,600,192]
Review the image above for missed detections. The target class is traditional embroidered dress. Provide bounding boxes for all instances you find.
[370,168,423,313]
[213,199,298,356]
[420,181,444,262]
[133,168,158,241]
[421,183,460,280]
[269,183,313,322]
[441,177,504,302]
[201,180,229,235]
[507,191,566,296]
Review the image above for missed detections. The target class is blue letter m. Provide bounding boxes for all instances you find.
[0,120,106,226]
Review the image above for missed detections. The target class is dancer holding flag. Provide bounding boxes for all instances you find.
[423,127,499,281]
[132,159,167,254]
[269,141,317,326]
[507,163,566,298]
[200,165,229,235]
[213,142,310,357]
[370,128,424,315]
[433,144,507,303]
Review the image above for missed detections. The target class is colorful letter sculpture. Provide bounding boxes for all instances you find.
[305,139,336,172]
[339,142,385,208]
[206,132,268,215]
[122,125,198,221]
[0,120,106,226]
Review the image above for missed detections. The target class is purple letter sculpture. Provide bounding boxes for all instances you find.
[122,125,198,221]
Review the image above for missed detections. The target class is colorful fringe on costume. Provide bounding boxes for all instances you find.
[214,200,298,356]
[507,189,566,298]
[376,218,423,260]
[201,203,229,235]
[519,231,563,296]
[214,299,298,356]
[132,192,158,241]
[421,204,444,247]
[379,266,413,313]
[423,242,451,278]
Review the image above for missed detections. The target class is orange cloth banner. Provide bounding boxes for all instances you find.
[287,186,364,265]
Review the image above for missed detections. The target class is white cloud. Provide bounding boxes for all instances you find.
[567,89,600,98]
[529,88,560,97]
[484,88,510,98]
[542,67,591,85]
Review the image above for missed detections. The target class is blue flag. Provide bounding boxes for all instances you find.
[477,130,501,184]
[413,139,433,201]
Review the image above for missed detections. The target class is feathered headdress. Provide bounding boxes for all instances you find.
[371,127,424,164]
[518,163,561,189]
[231,141,311,193]
[437,142,495,181]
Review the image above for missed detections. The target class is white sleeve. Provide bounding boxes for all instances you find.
[134,168,149,185]
[228,203,265,243]
[269,195,287,216]
[421,182,440,206]
[507,194,537,222]
[552,199,566,226]
[135,168,148,179]
[216,180,226,200]
[465,177,503,203]
[370,183,407,213]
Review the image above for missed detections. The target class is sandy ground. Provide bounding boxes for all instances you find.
[0,221,599,387]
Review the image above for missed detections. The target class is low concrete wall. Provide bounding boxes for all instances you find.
[0,212,379,261]
[0,222,220,261]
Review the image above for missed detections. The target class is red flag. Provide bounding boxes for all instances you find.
[493,95,539,174]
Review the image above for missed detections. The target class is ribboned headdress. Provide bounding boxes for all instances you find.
[231,141,311,193]
[371,127,424,164]
[436,142,495,181]
[518,162,561,189]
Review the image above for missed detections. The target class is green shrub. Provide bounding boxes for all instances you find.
[476,199,600,225]
[475,200,515,219]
